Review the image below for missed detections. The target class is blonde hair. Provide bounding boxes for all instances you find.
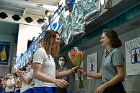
[43,30,60,57]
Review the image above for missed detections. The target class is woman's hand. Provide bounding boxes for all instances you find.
[77,69,86,76]
[95,84,106,93]
[71,66,79,73]
[54,79,69,88]
[16,70,24,76]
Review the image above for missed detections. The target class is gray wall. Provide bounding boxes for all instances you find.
[73,27,140,93]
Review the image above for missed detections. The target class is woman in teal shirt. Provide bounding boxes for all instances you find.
[78,29,125,93]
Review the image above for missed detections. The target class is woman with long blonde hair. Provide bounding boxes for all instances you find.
[33,30,77,93]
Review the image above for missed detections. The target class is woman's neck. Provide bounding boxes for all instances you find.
[105,45,112,52]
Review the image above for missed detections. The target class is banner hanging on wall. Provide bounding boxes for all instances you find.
[125,37,140,75]
[87,52,97,79]
[0,41,10,65]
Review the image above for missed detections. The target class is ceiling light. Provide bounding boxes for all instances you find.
[37,19,45,24]
[25,17,33,23]
[12,14,21,21]
[0,12,8,19]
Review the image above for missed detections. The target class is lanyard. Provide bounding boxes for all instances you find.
[105,48,114,57]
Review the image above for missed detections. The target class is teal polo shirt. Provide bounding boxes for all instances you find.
[101,48,124,83]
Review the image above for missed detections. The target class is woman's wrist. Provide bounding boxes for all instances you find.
[70,68,73,73]
[102,83,108,89]
[53,79,57,84]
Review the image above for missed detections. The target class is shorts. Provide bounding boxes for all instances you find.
[34,87,58,93]
[23,88,33,93]
[103,82,125,93]
[15,89,20,93]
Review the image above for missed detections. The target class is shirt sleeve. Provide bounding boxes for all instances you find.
[26,70,33,79]
[112,49,124,66]
[33,48,45,64]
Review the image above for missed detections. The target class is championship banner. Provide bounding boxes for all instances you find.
[125,37,140,75]
[0,41,11,65]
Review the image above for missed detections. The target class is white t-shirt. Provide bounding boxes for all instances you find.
[20,72,28,93]
[5,78,15,92]
[20,70,34,92]
[26,69,35,89]
[33,47,56,87]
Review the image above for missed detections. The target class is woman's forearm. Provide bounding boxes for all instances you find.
[56,69,72,78]
[20,74,30,84]
[34,72,56,83]
[87,72,102,79]
[103,66,125,88]
[103,73,125,88]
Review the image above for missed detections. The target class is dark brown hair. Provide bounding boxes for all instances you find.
[103,29,122,48]
[43,30,60,57]
[58,55,67,63]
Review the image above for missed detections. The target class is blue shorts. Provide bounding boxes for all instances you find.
[34,87,58,93]
[0,88,5,93]
[5,92,14,93]
[15,89,20,93]
[23,88,33,93]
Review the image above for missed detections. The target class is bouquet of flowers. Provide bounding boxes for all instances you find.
[68,47,84,88]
